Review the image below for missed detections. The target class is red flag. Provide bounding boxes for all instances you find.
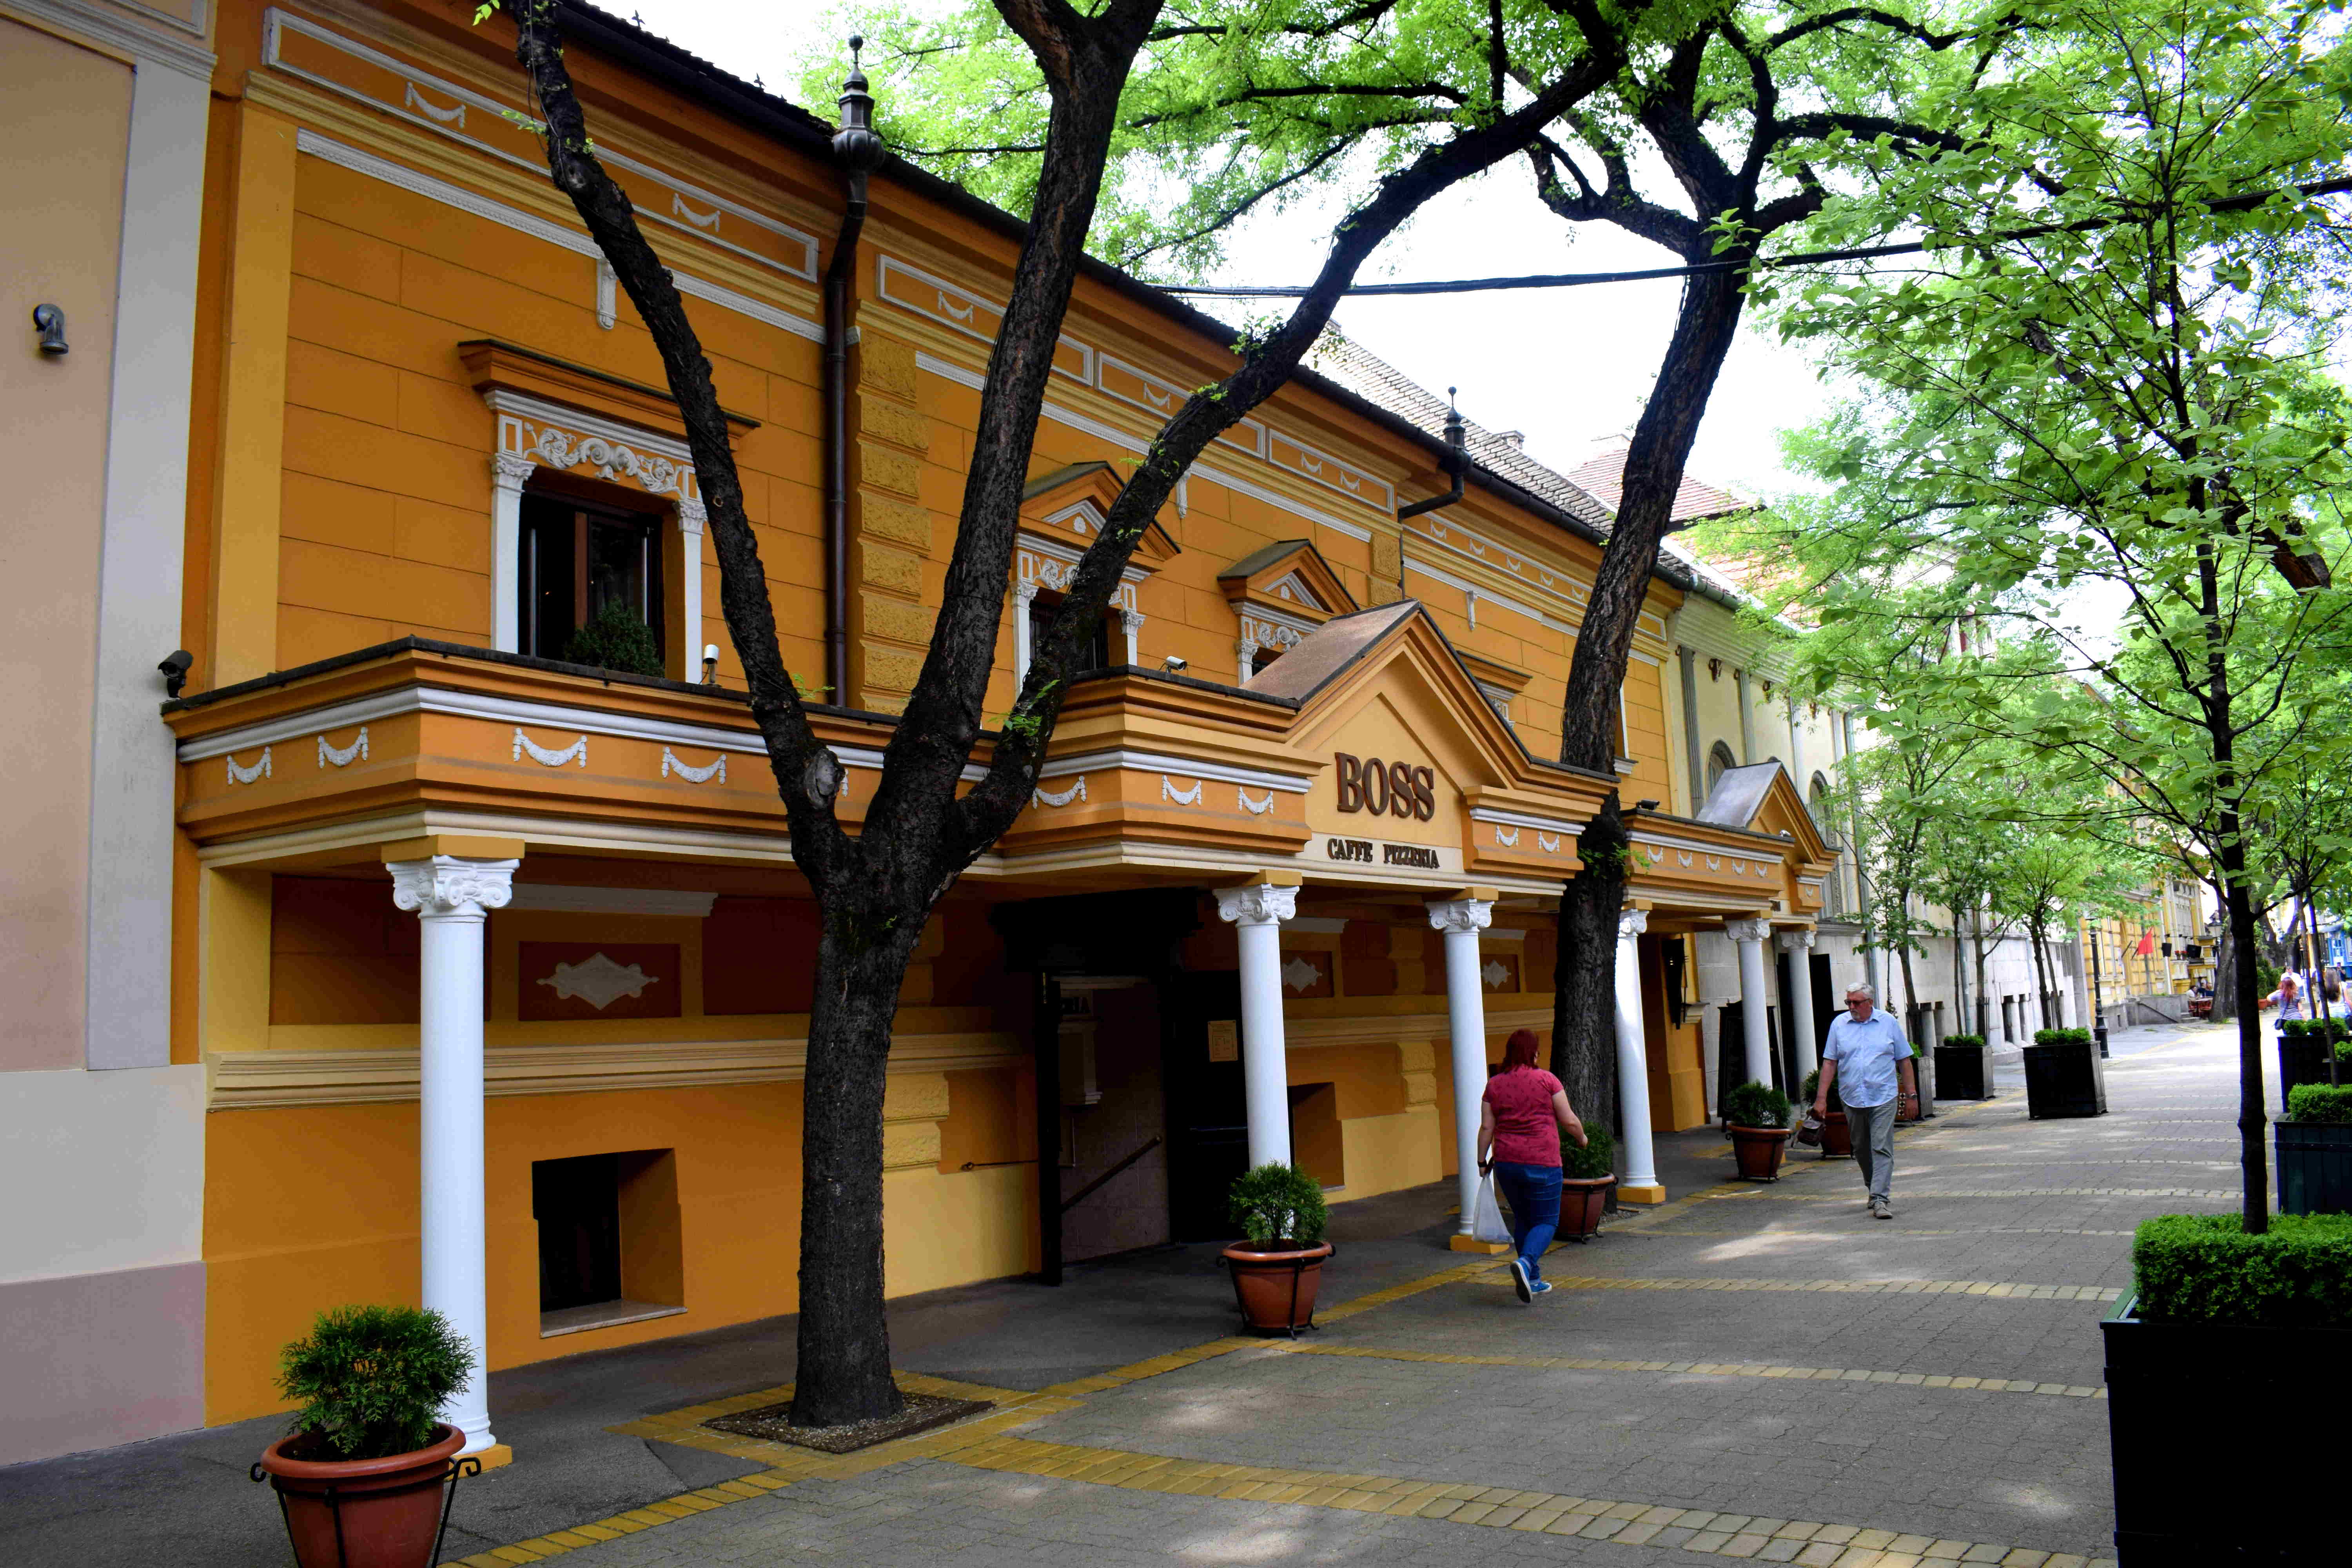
[2134,930,2156,957]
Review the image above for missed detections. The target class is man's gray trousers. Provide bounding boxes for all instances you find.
[1845,1097,1898,1203]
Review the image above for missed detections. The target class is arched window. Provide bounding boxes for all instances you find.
[1808,774,1834,828]
[1706,741,1738,796]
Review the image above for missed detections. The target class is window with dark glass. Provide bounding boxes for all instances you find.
[1027,590,1112,672]
[519,492,664,666]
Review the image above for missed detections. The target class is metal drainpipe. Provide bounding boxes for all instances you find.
[1841,710,1881,995]
[1396,390,1467,519]
[823,41,886,708]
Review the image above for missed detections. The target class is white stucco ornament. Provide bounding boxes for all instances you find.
[1280,955,1322,994]
[1482,959,1511,990]
[537,952,659,1011]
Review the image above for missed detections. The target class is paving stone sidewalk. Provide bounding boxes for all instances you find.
[0,1019,2266,1567]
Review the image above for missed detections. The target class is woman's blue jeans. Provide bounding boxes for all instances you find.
[1491,1161,1563,1280]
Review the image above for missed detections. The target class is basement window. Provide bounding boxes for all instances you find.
[532,1149,686,1337]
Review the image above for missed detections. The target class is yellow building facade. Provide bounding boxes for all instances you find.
[4,0,1851,1463]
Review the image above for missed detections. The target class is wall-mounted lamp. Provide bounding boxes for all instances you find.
[1707,657,1721,681]
[158,649,193,698]
[702,643,720,685]
[33,304,68,356]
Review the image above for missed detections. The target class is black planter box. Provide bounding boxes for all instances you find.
[2278,1119,2352,1215]
[2022,1039,2104,1118]
[2277,1031,2332,1095]
[1934,1043,1990,1100]
[2105,1296,2351,1562]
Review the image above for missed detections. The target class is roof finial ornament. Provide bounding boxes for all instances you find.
[1441,387,1466,465]
[834,34,885,171]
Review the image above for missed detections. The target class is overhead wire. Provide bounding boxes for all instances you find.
[1153,173,2352,298]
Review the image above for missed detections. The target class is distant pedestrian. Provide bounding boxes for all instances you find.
[1477,1028,1588,1305]
[2259,972,2308,1019]
[1812,983,1917,1220]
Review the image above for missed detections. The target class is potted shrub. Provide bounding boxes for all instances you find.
[253,1305,477,1568]
[2279,1082,2352,1216]
[1722,1081,1794,1182]
[1220,1163,1332,1334]
[1556,1122,1616,1241]
[1799,1069,1851,1158]
[2024,1027,2104,1119]
[2278,1018,2332,1095]
[1934,1033,1991,1100]
[2104,1212,2352,1562]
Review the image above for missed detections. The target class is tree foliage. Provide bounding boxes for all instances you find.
[1713,0,2352,1229]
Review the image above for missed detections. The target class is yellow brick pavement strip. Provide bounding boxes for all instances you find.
[1272,1341,2107,1399]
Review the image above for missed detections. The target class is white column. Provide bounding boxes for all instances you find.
[389,855,519,1455]
[676,497,706,677]
[1013,580,1039,688]
[1613,910,1662,1201]
[1735,668,1757,762]
[491,454,534,653]
[1786,697,1807,789]
[1779,929,1819,1080]
[1217,882,1299,1169]
[1726,917,1775,1092]
[1426,895,1494,1235]
[1121,606,1144,666]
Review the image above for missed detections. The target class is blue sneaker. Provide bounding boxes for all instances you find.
[1508,1258,1533,1305]
[1530,1281,1553,1298]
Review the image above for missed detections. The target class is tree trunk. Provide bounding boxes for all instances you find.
[1896,904,1919,1040]
[790,913,927,1426]
[1552,793,1628,1126]
[1548,268,1750,1144]
[1972,911,1991,1040]
[2223,866,2270,1234]
[2213,898,2239,1023]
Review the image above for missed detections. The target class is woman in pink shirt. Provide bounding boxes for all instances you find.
[1476,1028,1589,1304]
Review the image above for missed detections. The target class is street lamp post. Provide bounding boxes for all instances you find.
[2087,915,2109,1057]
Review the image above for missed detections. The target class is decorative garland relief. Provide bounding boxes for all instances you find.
[226,747,272,785]
[317,728,368,768]
[513,728,588,767]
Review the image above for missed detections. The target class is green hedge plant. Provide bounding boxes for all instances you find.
[2034,1027,2093,1048]
[277,1304,475,1461]
[561,600,664,678]
[1227,1163,1328,1247]
[1561,1120,1614,1181]
[2131,1213,2352,1328]
[1940,1033,1986,1049]
[1723,1081,1793,1131]
[2286,1083,2352,1123]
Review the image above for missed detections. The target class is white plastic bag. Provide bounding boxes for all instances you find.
[1470,1172,1512,1245]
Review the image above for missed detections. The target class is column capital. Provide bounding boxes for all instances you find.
[1216,882,1298,927]
[390,855,519,921]
[1617,908,1649,940]
[1724,916,1773,944]
[1425,897,1493,935]
[1120,608,1145,635]
[491,452,535,492]
[674,496,708,534]
[1777,928,1816,953]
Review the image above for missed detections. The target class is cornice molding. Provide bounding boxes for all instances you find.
[6,0,214,77]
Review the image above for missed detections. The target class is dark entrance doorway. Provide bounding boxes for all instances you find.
[1811,952,1836,1059]
[991,889,1204,1284]
[1161,970,1249,1242]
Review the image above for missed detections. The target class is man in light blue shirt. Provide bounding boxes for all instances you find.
[1813,982,1917,1219]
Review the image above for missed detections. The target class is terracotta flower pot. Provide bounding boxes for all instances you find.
[256,1423,465,1568]
[1727,1124,1792,1182]
[1221,1240,1334,1334]
[1556,1174,1616,1241]
[1819,1109,1852,1158]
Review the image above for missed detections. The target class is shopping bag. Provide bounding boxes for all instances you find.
[1796,1111,1824,1149]
[1470,1172,1512,1245]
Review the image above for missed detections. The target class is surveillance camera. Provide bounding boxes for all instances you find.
[1161,655,1188,674]
[158,649,194,698]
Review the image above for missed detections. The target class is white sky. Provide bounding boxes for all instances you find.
[626,0,1833,504]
